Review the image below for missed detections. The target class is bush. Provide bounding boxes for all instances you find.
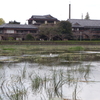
[26,34,34,40]
[8,37,14,41]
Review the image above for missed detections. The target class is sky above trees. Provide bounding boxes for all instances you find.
[0,0,100,24]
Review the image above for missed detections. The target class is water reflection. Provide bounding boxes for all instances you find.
[0,60,99,100]
[80,51,100,54]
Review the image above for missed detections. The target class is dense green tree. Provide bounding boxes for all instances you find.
[58,21,73,39]
[85,12,90,19]
[0,18,5,25]
[26,34,34,40]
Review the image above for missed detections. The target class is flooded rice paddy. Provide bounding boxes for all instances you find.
[0,51,100,100]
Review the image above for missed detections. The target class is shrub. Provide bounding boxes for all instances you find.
[8,37,14,41]
[26,34,34,40]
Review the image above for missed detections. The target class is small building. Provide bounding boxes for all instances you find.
[0,23,38,40]
[28,14,59,25]
[68,19,100,40]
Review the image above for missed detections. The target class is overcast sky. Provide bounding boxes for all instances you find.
[0,0,100,24]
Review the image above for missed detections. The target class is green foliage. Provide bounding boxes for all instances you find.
[8,37,14,41]
[9,20,20,24]
[58,21,73,39]
[68,46,84,51]
[85,12,90,19]
[26,34,34,40]
[0,18,5,25]
[3,48,15,51]
[29,74,43,93]
[39,21,72,40]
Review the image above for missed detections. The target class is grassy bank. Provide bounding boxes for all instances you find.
[0,40,100,45]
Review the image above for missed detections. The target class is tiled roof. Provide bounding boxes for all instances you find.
[0,24,37,29]
[29,14,59,21]
[68,19,100,28]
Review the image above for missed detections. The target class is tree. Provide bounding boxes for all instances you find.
[39,21,73,40]
[26,34,34,40]
[9,20,20,24]
[39,25,59,41]
[0,18,5,25]
[85,12,90,20]
[58,21,73,40]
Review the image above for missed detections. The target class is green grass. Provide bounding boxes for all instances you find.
[0,45,100,63]
[0,45,99,56]
[68,46,85,51]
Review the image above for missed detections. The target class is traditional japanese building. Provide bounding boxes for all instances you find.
[28,14,59,25]
[0,23,38,40]
[68,19,100,40]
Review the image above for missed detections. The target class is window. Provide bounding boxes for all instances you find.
[45,21,47,24]
[54,21,56,24]
[6,30,14,33]
[32,20,36,24]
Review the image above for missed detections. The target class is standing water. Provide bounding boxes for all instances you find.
[0,53,100,100]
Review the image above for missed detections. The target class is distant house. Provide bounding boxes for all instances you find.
[68,19,100,40]
[0,23,38,40]
[28,14,59,25]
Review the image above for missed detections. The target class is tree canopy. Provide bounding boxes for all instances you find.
[85,12,90,20]
[39,24,59,40]
[26,34,34,40]
[39,21,73,40]
[9,20,20,24]
[0,18,5,25]
[58,21,73,39]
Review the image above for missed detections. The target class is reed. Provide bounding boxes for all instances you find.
[29,73,43,93]
[0,76,28,100]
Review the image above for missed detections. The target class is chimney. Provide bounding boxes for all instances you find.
[69,3,71,19]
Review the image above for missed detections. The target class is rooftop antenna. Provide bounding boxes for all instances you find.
[69,1,71,19]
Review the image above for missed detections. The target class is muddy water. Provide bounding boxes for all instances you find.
[0,54,100,100]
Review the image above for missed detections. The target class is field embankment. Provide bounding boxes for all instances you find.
[0,40,100,45]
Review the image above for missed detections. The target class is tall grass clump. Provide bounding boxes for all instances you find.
[29,73,43,93]
[46,69,67,100]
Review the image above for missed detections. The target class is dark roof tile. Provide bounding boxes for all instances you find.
[29,14,59,21]
[68,19,100,28]
[0,24,37,29]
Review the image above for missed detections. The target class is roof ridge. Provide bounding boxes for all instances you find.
[68,19,100,21]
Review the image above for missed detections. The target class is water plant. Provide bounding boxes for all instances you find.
[0,76,28,100]
[29,73,43,93]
